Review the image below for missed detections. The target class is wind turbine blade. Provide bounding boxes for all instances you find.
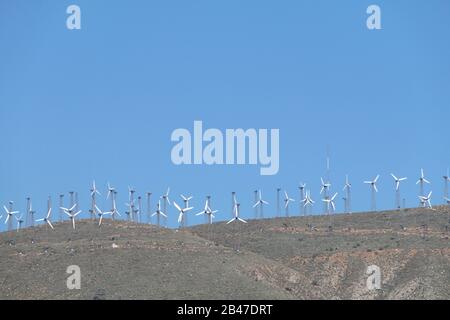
[173,202,181,212]
[252,202,259,208]
[238,218,248,224]
[374,185,378,193]
[226,218,235,225]
[47,220,54,229]
[3,206,8,214]
[424,179,431,184]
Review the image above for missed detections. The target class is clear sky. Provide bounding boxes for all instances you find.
[1,0,449,231]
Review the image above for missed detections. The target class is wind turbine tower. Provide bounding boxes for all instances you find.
[343,175,352,214]
[391,173,407,209]
[443,168,450,202]
[299,183,306,216]
[364,175,380,211]
[25,197,31,227]
[146,192,152,224]
[416,169,431,207]
[253,190,258,219]
[59,194,64,222]
[90,181,100,220]
[276,188,281,217]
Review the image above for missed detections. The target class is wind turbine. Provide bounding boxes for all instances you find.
[298,183,306,216]
[444,197,450,205]
[253,190,258,219]
[90,180,101,220]
[343,175,352,214]
[58,194,64,222]
[110,192,121,221]
[253,190,269,219]
[137,196,143,223]
[95,205,112,227]
[391,173,407,209]
[124,200,135,221]
[26,197,31,227]
[322,193,338,215]
[180,194,193,227]
[364,175,380,211]
[146,192,152,224]
[15,214,24,232]
[227,203,247,225]
[128,187,136,221]
[152,201,167,227]
[231,192,237,219]
[196,200,218,225]
[36,199,54,230]
[61,204,81,230]
[416,169,431,206]
[320,178,331,214]
[4,202,18,231]
[301,190,315,215]
[174,201,193,227]
[107,182,115,200]
[419,191,433,209]
[443,169,450,202]
[227,203,247,252]
[284,191,295,217]
[276,188,281,217]
[161,187,171,227]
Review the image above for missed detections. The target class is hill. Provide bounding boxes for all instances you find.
[1,206,449,299]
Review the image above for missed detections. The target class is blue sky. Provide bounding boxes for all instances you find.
[1,0,449,231]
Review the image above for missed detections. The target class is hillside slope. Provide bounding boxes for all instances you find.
[1,207,449,300]
[192,206,450,299]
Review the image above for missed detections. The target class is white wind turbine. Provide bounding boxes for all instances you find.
[364,175,380,211]
[284,191,295,217]
[152,201,167,227]
[391,173,407,209]
[36,202,54,230]
[298,183,306,216]
[61,204,81,230]
[196,200,218,225]
[444,197,450,205]
[161,187,171,226]
[15,214,24,232]
[253,190,269,219]
[416,169,431,206]
[322,193,338,215]
[90,180,101,220]
[301,190,315,215]
[227,203,247,252]
[227,203,247,225]
[343,175,352,214]
[174,201,194,227]
[95,205,112,227]
[419,191,433,209]
[180,194,193,227]
[443,168,450,202]
[110,192,121,221]
[320,178,332,214]
[4,202,19,231]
